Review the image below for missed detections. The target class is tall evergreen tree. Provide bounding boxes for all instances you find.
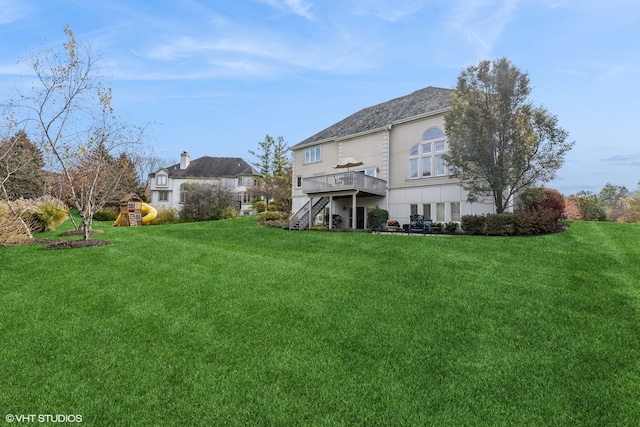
[0,130,46,200]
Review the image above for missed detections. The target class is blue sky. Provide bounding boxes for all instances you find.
[1,0,639,195]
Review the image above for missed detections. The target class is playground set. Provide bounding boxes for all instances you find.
[113,193,157,226]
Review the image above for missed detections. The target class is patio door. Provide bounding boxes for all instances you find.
[348,207,366,229]
[357,207,365,229]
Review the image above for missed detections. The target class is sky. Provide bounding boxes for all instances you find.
[1,0,639,195]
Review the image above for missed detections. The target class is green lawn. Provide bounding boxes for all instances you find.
[1,218,639,426]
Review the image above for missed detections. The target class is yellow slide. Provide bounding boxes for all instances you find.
[113,202,158,226]
[141,203,157,225]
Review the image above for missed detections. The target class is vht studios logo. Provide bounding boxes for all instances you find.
[5,414,83,423]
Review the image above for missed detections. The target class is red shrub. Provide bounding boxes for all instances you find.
[563,198,583,220]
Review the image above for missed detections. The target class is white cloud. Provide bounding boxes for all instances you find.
[259,0,314,20]
[0,0,32,24]
[128,11,380,80]
[445,0,519,58]
[351,0,427,22]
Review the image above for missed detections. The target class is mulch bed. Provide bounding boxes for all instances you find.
[41,239,113,250]
[17,229,114,250]
[43,229,112,250]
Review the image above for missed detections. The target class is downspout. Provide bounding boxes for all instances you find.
[384,124,392,212]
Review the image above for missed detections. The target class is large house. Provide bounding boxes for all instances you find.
[289,86,497,230]
[149,152,261,215]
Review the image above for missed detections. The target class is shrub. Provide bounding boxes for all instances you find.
[150,208,180,225]
[217,206,238,220]
[1,196,68,233]
[367,208,388,229]
[180,182,237,222]
[513,210,538,235]
[485,213,515,236]
[260,211,288,221]
[94,208,119,222]
[0,196,68,242]
[34,196,68,231]
[0,216,30,246]
[253,200,267,213]
[538,189,565,223]
[461,215,487,235]
[463,211,559,236]
[444,222,459,233]
[536,209,559,233]
[257,211,289,228]
[267,202,282,211]
[564,198,583,220]
[25,210,48,232]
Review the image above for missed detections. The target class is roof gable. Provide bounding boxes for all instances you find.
[165,157,260,178]
[293,86,452,148]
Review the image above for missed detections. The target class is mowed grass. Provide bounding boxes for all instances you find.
[1,217,639,426]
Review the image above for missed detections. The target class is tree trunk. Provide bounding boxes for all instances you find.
[495,191,504,214]
[81,208,92,240]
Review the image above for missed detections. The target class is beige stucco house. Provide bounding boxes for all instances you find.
[289,86,496,230]
[149,151,261,215]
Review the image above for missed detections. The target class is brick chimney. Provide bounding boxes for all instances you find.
[180,151,190,169]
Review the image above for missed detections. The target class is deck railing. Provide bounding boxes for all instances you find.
[302,172,386,196]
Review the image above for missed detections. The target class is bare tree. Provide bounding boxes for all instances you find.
[11,25,147,240]
[128,151,169,200]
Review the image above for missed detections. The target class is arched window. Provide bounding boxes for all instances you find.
[408,127,447,179]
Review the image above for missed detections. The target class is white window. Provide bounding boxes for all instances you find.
[180,184,187,203]
[158,191,169,202]
[238,176,253,186]
[436,203,445,222]
[408,146,419,178]
[451,202,461,222]
[304,146,321,164]
[423,203,432,220]
[156,175,167,186]
[409,128,447,179]
[226,178,235,187]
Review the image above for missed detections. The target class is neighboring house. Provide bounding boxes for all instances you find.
[290,86,497,230]
[149,152,261,215]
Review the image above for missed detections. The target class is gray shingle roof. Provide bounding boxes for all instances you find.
[164,157,260,178]
[293,86,452,148]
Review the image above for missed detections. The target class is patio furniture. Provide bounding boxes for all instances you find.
[407,214,433,235]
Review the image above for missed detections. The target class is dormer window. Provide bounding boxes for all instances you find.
[156,175,167,186]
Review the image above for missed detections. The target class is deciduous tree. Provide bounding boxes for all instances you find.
[180,182,236,222]
[618,192,640,223]
[599,182,629,222]
[444,58,574,213]
[11,25,147,240]
[569,190,606,221]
